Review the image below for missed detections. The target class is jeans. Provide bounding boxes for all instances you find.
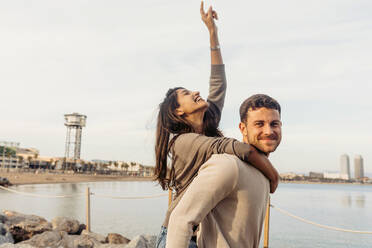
[156,226,198,248]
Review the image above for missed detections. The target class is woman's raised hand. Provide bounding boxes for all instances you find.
[200,1,222,64]
[200,1,218,33]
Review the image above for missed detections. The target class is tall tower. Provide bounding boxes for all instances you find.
[64,113,87,160]
[354,155,364,179]
[340,154,350,180]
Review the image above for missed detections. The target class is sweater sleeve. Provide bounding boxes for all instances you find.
[207,64,226,114]
[166,154,239,248]
[172,133,252,166]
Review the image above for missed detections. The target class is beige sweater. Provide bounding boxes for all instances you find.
[166,154,269,248]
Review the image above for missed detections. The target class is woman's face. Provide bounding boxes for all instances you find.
[175,88,209,116]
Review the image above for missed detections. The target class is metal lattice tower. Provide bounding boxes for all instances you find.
[64,113,87,160]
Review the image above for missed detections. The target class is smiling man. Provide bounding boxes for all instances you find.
[166,94,282,248]
[239,94,282,155]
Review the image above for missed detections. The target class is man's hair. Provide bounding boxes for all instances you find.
[239,94,281,122]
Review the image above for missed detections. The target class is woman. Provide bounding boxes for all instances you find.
[155,3,279,248]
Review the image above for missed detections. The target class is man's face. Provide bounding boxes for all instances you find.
[239,107,282,155]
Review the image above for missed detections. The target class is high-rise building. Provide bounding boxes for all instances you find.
[340,154,351,180]
[354,155,364,179]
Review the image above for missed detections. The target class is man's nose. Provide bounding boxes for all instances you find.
[263,124,274,135]
[193,91,200,96]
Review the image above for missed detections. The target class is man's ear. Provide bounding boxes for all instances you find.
[239,121,249,136]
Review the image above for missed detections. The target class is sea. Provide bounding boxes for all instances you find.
[1,182,371,248]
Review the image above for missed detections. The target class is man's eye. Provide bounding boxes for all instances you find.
[255,123,263,127]
[271,122,280,127]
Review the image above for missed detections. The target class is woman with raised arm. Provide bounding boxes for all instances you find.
[154,2,279,248]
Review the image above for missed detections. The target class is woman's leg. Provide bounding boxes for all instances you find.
[156,226,198,248]
[155,226,167,248]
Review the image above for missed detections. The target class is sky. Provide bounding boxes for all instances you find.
[1,0,371,174]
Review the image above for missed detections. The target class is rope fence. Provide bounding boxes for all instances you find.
[92,192,168,199]
[0,185,84,198]
[0,185,167,200]
[270,204,372,234]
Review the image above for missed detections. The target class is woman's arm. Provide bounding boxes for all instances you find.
[173,133,279,193]
[201,2,226,115]
[200,2,223,65]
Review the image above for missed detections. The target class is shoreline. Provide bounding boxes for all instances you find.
[0,171,153,186]
[281,180,372,185]
[1,171,371,186]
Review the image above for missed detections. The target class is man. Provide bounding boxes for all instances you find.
[166,94,282,248]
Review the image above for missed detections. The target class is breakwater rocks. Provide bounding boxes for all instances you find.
[0,211,156,248]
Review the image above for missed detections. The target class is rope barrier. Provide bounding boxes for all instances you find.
[2,184,371,235]
[271,204,372,234]
[92,192,168,199]
[0,185,84,198]
[0,185,168,199]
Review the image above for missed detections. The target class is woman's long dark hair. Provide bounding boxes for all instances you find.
[154,87,223,190]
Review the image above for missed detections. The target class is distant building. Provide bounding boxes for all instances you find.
[280,172,305,181]
[309,172,324,179]
[324,172,340,179]
[354,155,364,179]
[340,154,351,180]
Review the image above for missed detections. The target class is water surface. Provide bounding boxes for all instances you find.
[1,182,372,247]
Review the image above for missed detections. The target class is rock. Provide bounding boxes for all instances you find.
[0,243,35,248]
[3,211,52,242]
[19,230,108,248]
[0,178,10,187]
[0,234,14,246]
[106,233,130,245]
[0,223,14,245]
[71,234,102,248]
[81,230,106,244]
[0,215,6,224]
[125,235,156,248]
[19,231,66,248]
[51,217,80,234]
[77,224,87,235]
[0,223,7,236]
[99,244,127,248]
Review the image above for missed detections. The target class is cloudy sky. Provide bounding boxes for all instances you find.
[1,0,371,174]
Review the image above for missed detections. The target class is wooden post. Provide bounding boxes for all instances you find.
[168,189,172,206]
[86,187,91,232]
[263,197,270,248]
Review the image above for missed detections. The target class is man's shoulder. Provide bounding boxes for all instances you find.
[199,154,239,184]
[211,154,269,185]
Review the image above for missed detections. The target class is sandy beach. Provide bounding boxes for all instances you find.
[0,171,153,185]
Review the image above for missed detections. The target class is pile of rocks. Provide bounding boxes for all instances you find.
[0,210,156,248]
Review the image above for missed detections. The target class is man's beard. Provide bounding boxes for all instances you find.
[251,134,280,154]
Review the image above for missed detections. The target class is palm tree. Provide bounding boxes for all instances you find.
[49,159,54,170]
[33,153,39,169]
[27,156,33,169]
[17,156,24,168]
[6,154,12,169]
